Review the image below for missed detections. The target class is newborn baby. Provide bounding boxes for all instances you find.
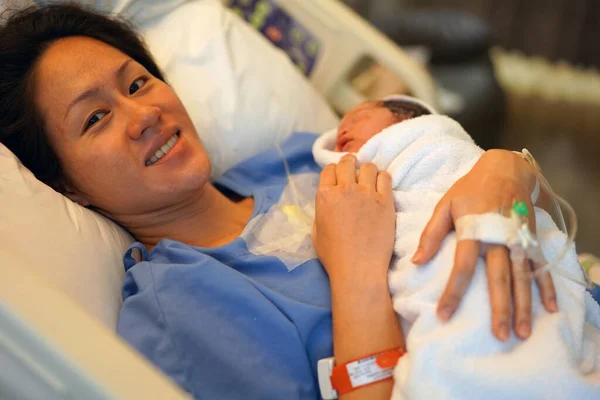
[334,96,433,153]
[313,95,600,399]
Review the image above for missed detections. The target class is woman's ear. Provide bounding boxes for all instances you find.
[52,179,91,207]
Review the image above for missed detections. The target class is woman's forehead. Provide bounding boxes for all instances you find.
[36,36,128,82]
[34,37,131,122]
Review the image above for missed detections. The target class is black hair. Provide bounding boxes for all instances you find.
[381,99,431,121]
[0,4,165,187]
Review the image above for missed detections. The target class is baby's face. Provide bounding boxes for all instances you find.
[335,101,399,152]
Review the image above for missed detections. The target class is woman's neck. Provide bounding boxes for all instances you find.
[122,184,255,251]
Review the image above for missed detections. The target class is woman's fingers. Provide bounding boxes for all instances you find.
[512,259,533,339]
[485,245,512,341]
[336,155,357,186]
[533,262,558,313]
[320,164,337,187]
[412,199,453,264]
[358,162,378,189]
[437,239,480,321]
[376,171,392,196]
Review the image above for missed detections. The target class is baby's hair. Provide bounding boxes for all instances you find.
[380,99,431,121]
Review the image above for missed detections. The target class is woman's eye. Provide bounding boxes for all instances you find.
[129,78,146,95]
[85,111,107,131]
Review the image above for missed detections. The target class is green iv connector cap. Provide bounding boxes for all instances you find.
[513,201,529,216]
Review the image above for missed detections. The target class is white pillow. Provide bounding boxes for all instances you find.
[0,144,133,328]
[1,0,337,329]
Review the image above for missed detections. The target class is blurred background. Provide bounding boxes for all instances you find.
[343,0,600,255]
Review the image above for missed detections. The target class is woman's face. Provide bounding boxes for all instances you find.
[33,36,211,218]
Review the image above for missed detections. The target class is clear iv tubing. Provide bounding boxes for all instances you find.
[275,142,302,209]
[524,149,592,289]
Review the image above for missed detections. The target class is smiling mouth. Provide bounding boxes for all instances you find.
[145,131,181,166]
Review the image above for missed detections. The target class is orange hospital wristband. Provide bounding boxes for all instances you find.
[330,348,406,396]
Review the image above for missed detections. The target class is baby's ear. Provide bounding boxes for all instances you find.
[52,179,91,207]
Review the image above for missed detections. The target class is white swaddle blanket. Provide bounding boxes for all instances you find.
[312,115,600,399]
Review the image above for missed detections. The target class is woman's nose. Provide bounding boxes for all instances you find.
[124,99,161,140]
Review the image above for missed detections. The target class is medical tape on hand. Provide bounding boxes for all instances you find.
[456,212,547,266]
[455,213,514,245]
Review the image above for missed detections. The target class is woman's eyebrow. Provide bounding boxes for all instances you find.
[63,59,133,122]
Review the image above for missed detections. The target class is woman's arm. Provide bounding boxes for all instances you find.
[413,149,557,341]
[313,155,403,400]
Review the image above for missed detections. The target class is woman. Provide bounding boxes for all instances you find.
[0,4,557,399]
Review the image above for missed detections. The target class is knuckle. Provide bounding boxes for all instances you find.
[442,292,462,308]
[487,246,509,265]
[515,305,531,317]
[512,265,531,281]
[358,186,372,198]
[376,193,391,205]
[341,182,358,193]
[492,307,511,322]
[321,164,335,176]
[492,271,511,287]
[501,180,529,200]
[316,186,336,200]
[544,292,557,303]
[454,261,475,275]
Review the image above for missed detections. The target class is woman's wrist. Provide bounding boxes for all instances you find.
[327,261,390,294]
[481,149,538,195]
[330,278,404,360]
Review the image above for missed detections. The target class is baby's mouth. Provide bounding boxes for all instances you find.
[337,136,351,152]
[145,131,181,166]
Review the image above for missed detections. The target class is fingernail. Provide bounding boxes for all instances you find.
[412,249,423,264]
[438,306,453,321]
[549,298,558,313]
[498,322,510,341]
[518,321,531,338]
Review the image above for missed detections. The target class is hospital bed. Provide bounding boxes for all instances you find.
[0,0,437,398]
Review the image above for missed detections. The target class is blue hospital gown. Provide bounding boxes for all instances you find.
[117,133,333,399]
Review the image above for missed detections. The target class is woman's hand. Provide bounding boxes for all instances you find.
[412,149,557,341]
[313,154,395,284]
[313,154,402,400]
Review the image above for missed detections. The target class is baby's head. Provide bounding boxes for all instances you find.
[335,98,432,152]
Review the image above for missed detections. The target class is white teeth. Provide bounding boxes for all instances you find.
[146,132,179,166]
